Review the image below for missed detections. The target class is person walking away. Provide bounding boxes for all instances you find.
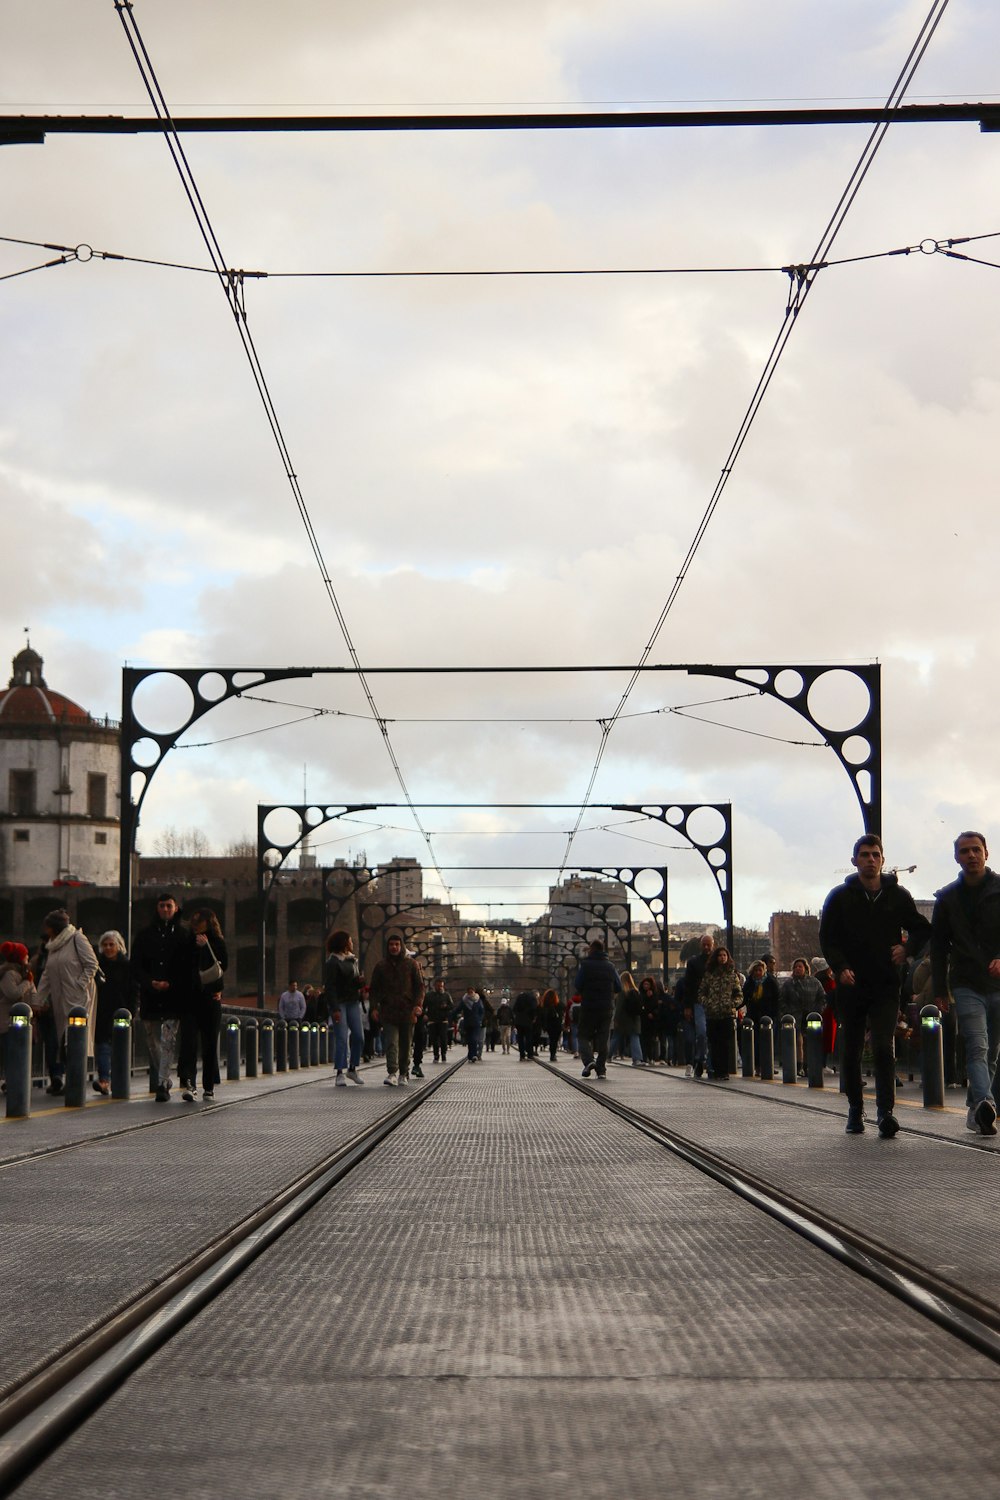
[540,988,564,1062]
[179,909,228,1101]
[369,933,424,1086]
[93,931,135,1095]
[453,987,485,1062]
[130,892,199,1103]
[425,978,453,1062]
[930,830,1000,1135]
[512,989,538,1060]
[574,941,622,1080]
[614,973,644,1065]
[34,910,99,1093]
[325,930,366,1086]
[820,835,930,1137]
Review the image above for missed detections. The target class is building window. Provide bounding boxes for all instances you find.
[14,829,30,843]
[95,831,108,845]
[9,770,36,817]
[87,773,108,819]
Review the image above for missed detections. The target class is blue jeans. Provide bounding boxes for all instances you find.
[96,1040,112,1084]
[682,1004,707,1066]
[332,1001,364,1071]
[952,987,1000,1109]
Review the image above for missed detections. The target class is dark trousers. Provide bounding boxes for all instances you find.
[578,1005,612,1075]
[837,987,899,1115]
[517,1027,534,1059]
[706,1017,732,1077]
[412,1018,427,1068]
[179,999,222,1089]
[429,1021,449,1060]
[466,1026,482,1061]
[546,1026,561,1061]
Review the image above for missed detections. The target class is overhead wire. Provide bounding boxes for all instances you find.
[112,0,452,902]
[554,0,954,875]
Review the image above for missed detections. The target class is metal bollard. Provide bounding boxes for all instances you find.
[225,1017,241,1082]
[260,1018,275,1075]
[111,1009,132,1100]
[309,1023,320,1067]
[298,1022,310,1068]
[758,1017,775,1081]
[275,1018,287,1071]
[740,1019,755,1078]
[65,1005,89,1108]
[287,1022,300,1070]
[5,1001,33,1118]
[244,1018,258,1078]
[920,1004,945,1108]
[728,1017,739,1076]
[805,1011,825,1088]
[780,1014,798,1084]
[318,1023,329,1065]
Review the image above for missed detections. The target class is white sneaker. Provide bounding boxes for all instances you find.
[397,1075,408,1087]
[346,1068,364,1085]
[383,1073,398,1087]
[335,1072,347,1087]
[684,1065,693,1078]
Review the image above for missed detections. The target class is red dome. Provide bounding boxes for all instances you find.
[0,647,92,725]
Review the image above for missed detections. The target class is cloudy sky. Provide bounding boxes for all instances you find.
[3,0,998,930]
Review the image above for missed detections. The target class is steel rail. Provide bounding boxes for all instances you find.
[0,1060,463,1494]
[539,1060,1000,1364]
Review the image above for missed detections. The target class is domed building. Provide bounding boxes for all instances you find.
[0,643,120,889]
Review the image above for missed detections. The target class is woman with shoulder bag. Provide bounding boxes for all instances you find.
[34,909,99,1095]
[326,930,366,1086]
[180,909,228,1102]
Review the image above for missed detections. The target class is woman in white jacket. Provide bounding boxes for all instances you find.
[34,909,98,1094]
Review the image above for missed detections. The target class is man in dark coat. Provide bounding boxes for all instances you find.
[931,830,1000,1136]
[425,978,453,1063]
[820,835,930,1138]
[369,933,424,1087]
[130,892,199,1102]
[574,940,622,1080]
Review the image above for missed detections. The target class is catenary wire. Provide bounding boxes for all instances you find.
[554,0,953,875]
[112,0,452,902]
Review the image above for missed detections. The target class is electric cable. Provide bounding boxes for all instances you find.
[113,0,452,901]
[555,0,953,875]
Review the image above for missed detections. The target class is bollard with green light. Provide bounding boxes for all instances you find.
[260,1017,274,1074]
[225,1017,241,1082]
[5,1002,33,1118]
[287,1021,300,1070]
[805,1010,824,1088]
[111,1008,132,1099]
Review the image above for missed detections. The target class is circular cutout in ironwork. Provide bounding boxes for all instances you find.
[132,673,196,736]
[807,669,872,733]
[840,735,872,767]
[131,737,161,769]
[632,869,663,900]
[773,669,805,701]
[262,807,303,849]
[683,806,727,848]
[196,673,228,702]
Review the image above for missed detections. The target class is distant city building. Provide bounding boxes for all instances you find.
[768,910,821,971]
[0,644,120,888]
[380,856,422,908]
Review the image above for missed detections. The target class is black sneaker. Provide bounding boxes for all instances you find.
[693,1061,704,1079]
[155,1083,170,1103]
[845,1105,866,1134]
[46,1079,65,1096]
[412,1065,424,1079]
[181,1082,197,1103]
[581,1061,594,1078]
[877,1111,900,1139]
[975,1099,998,1136]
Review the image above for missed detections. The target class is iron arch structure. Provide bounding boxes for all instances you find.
[118,660,878,945]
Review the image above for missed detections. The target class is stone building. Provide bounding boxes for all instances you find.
[0,644,119,889]
[768,910,821,972]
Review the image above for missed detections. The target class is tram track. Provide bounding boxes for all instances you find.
[539,1058,1000,1367]
[0,1059,463,1496]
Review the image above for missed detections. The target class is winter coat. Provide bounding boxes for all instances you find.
[35,926,99,1045]
[0,961,35,1035]
[573,955,622,1010]
[130,916,199,1022]
[779,973,825,1026]
[369,952,424,1025]
[931,869,1000,997]
[613,985,642,1037]
[195,932,228,1002]
[512,991,538,1028]
[697,966,744,1020]
[819,873,930,997]
[452,993,485,1029]
[95,951,136,1046]
[323,952,364,1012]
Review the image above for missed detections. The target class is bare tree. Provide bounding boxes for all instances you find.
[152,825,212,857]
[225,835,256,858]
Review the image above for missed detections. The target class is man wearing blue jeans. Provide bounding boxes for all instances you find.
[931,831,1000,1137]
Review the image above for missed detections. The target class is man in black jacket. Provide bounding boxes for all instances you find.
[574,940,622,1080]
[819,835,930,1138]
[930,830,1000,1136]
